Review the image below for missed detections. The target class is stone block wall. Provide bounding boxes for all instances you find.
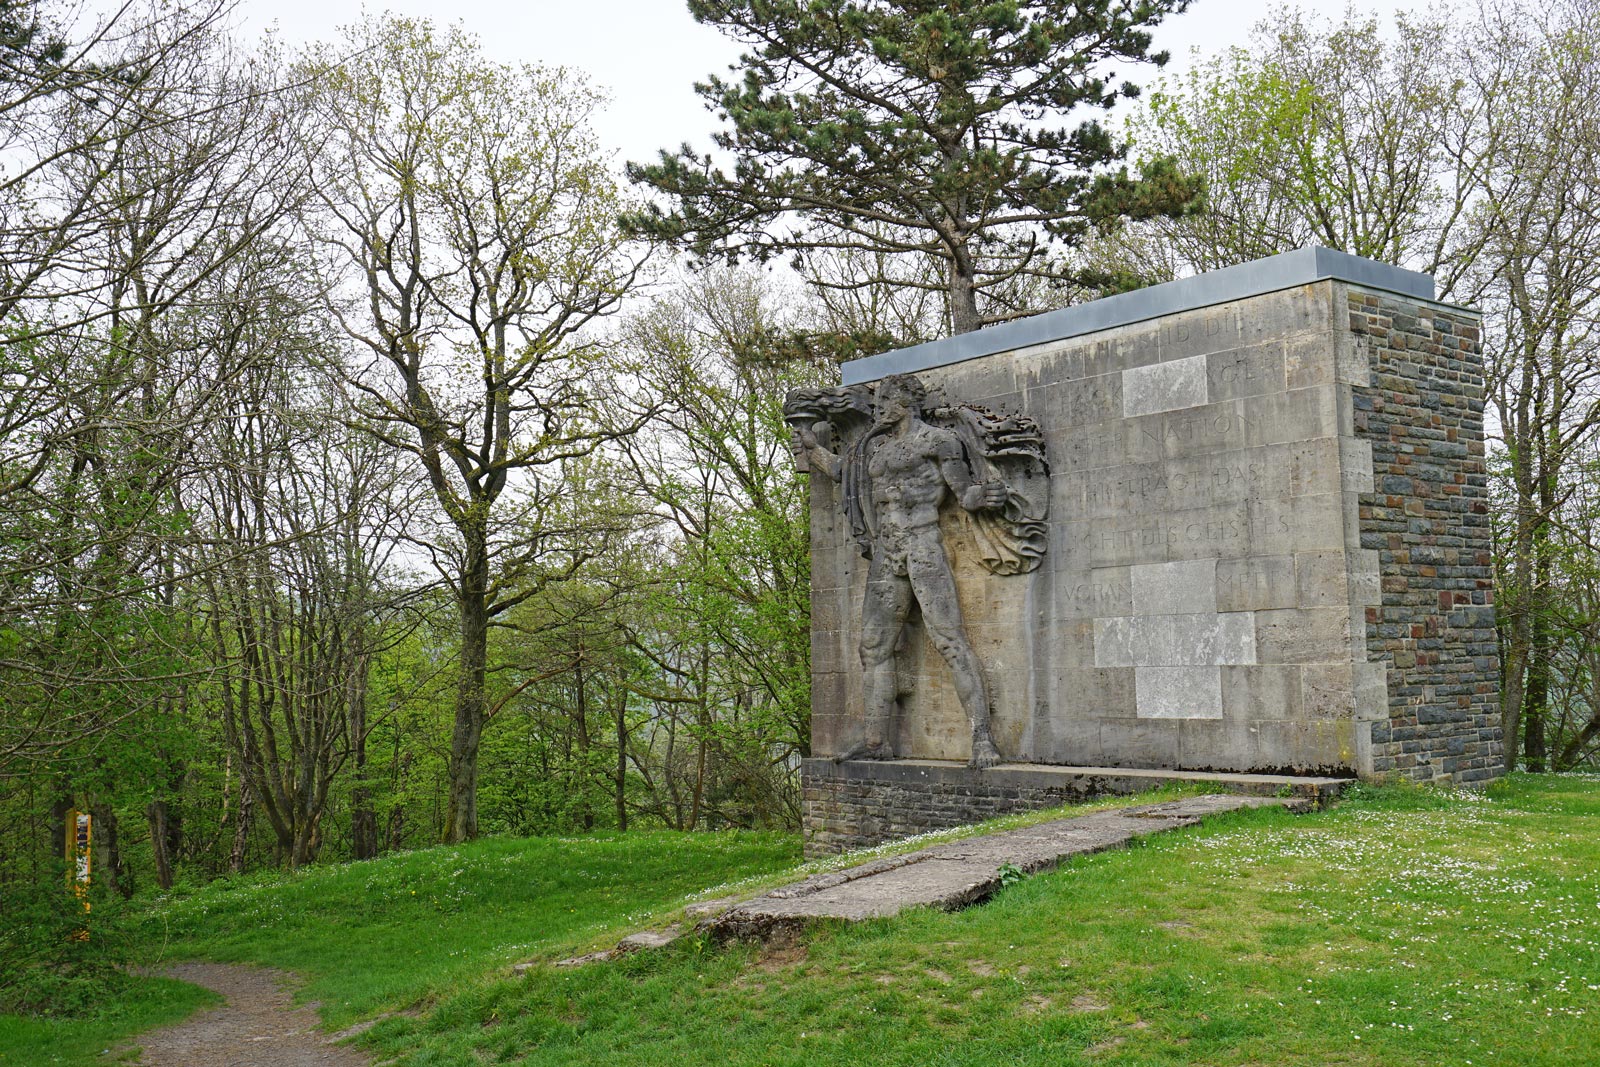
[1349,287,1503,782]
[812,281,1398,773]
[802,252,1503,852]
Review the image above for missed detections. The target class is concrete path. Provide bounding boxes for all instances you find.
[710,794,1309,933]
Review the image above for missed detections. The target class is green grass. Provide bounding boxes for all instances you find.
[0,976,215,1066]
[138,830,800,1028]
[10,775,1600,1066]
[1,829,799,1067]
[358,774,1600,1066]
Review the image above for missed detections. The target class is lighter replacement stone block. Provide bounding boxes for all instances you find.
[1136,665,1224,719]
[1131,559,1217,616]
[1094,612,1256,668]
[1123,355,1208,417]
[1093,616,1140,668]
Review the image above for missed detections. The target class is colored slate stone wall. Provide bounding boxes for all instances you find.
[1348,287,1503,782]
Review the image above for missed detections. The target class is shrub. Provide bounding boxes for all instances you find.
[0,866,134,1017]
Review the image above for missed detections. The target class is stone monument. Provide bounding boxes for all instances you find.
[790,248,1502,854]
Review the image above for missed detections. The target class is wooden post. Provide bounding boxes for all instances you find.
[65,810,90,940]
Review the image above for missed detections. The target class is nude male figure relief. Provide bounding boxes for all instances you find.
[792,374,1011,769]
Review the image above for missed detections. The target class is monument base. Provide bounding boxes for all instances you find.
[801,757,1351,856]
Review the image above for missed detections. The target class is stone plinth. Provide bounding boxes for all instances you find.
[802,758,1348,856]
[803,249,1500,853]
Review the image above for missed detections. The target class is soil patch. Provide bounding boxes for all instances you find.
[130,962,371,1067]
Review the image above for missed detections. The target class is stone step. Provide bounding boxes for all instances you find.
[710,793,1311,932]
[515,792,1322,972]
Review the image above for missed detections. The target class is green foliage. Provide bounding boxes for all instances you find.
[614,270,824,829]
[628,0,1201,330]
[302,13,648,844]
[1127,8,1467,275]
[0,867,133,1018]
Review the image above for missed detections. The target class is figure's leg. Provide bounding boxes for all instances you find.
[838,561,912,761]
[907,543,1002,769]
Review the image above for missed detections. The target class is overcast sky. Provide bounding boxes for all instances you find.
[237,0,1432,168]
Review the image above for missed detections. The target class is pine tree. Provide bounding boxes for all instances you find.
[628,0,1201,334]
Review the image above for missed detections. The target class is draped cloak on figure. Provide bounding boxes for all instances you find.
[786,385,1049,577]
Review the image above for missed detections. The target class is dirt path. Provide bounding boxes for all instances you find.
[131,963,372,1067]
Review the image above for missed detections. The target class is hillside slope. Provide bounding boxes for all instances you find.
[8,776,1599,1066]
[362,777,1600,1066]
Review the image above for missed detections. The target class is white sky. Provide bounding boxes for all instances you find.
[238,0,1432,169]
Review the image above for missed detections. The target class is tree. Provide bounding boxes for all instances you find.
[626,0,1201,335]
[0,13,322,903]
[615,270,822,828]
[303,17,647,843]
[194,369,412,869]
[1462,0,1600,772]
[0,0,237,344]
[1123,8,1483,287]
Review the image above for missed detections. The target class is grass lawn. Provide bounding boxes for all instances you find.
[0,830,799,1066]
[7,775,1598,1066]
[0,977,215,1066]
[361,774,1600,1066]
[135,830,801,1028]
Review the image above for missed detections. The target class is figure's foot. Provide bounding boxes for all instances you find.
[969,737,1002,769]
[835,739,892,763]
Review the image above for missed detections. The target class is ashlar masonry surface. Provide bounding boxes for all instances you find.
[799,251,1500,851]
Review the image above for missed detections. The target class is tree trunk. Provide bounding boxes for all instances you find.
[50,792,71,871]
[689,728,707,832]
[1500,607,1529,774]
[230,777,253,874]
[290,816,319,869]
[1500,396,1538,774]
[444,534,490,844]
[348,648,376,861]
[1523,604,1551,772]
[91,802,132,899]
[614,692,628,832]
[148,800,176,890]
[1554,713,1600,770]
[948,250,981,335]
[1522,445,1563,773]
[575,657,593,831]
[147,751,186,889]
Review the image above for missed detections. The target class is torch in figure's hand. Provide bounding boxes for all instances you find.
[790,424,822,472]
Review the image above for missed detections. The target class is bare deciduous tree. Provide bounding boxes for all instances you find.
[303,16,648,842]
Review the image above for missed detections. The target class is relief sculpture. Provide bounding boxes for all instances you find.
[786,374,1048,768]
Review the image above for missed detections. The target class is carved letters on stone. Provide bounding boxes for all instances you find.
[784,374,1048,769]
